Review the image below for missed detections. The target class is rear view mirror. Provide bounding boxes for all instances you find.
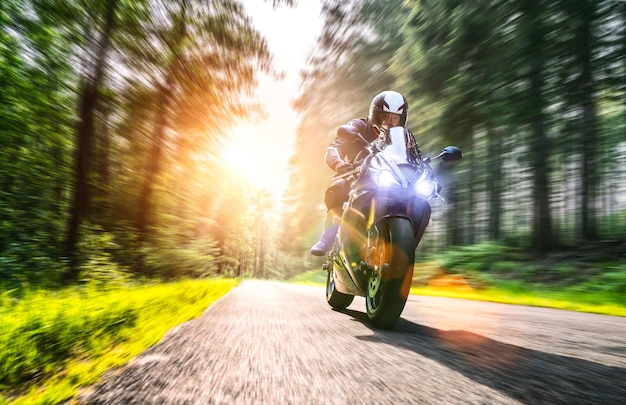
[440,146,463,163]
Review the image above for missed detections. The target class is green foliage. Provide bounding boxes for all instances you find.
[140,236,220,280]
[435,242,511,273]
[0,0,283,284]
[410,281,626,317]
[0,278,238,404]
[415,239,626,312]
[489,261,521,274]
[430,240,625,291]
[0,0,75,287]
[569,265,626,299]
[78,224,131,287]
[287,269,327,285]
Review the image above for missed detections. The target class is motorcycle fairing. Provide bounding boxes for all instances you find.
[332,251,364,296]
[352,188,431,242]
[334,205,368,296]
[335,188,431,296]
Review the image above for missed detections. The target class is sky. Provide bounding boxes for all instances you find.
[220,1,323,197]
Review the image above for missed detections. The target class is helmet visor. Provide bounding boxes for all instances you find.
[379,112,402,130]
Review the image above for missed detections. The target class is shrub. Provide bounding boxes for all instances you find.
[489,261,520,274]
[435,242,509,273]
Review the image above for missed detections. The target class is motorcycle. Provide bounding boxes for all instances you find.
[323,126,462,329]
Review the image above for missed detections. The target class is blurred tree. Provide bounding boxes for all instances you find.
[0,0,298,284]
[125,0,272,246]
[557,0,616,242]
[66,0,120,280]
[2,0,624,285]
[398,0,623,252]
[575,0,601,241]
[0,0,77,283]
[399,0,518,246]
[518,0,554,252]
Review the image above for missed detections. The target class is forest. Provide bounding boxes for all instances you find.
[290,0,626,269]
[1,0,625,289]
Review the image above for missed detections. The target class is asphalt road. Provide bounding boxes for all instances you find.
[79,279,626,404]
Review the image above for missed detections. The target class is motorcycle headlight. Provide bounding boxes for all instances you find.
[376,170,400,187]
[414,178,435,198]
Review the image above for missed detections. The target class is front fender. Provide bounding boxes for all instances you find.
[365,189,431,244]
[338,188,431,292]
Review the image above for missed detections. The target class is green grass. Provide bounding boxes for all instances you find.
[0,278,238,405]
[288,269,328,285]
[409,284,626,317]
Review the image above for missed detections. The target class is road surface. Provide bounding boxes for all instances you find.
[79,280,626,404]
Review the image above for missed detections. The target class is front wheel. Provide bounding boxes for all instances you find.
[326,267,354,309]
[366,218,416,329]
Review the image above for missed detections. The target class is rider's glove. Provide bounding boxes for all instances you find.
[335,162,354,175]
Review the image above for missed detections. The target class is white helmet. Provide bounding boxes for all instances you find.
[369,91,409,131]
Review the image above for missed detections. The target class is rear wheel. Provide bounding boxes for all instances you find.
[366,218,415,329]
[326,267,354,309]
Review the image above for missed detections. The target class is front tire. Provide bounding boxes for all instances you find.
[326,267,354,309]
[366,218,416,329]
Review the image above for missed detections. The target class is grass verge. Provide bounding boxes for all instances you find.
[291,269,626,317]
[0,278,238,405]
[409,285,626,317]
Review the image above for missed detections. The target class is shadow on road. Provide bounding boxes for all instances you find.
[335,308,626,405]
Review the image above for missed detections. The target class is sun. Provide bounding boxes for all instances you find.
[219,125,289,198]
[221,141,265,186]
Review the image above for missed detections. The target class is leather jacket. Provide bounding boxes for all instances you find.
[324,117,379,172]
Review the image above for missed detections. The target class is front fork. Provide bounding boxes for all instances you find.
[363,223,389,283]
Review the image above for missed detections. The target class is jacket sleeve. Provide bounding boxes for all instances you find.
[324,125,353,171]
[324,120,371,172]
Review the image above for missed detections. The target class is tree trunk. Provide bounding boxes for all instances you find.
[137,0,189,245]
[98,98,112,195]
[530,104,553,252]
[467,132,476,245]
[522,0,553,253]
[578,1,599,241]
[65,0,118,281]
[138,72,175,242]
[442,163,462,246]
[487,127,502,240]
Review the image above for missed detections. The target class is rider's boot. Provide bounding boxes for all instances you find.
[310,215,339,256]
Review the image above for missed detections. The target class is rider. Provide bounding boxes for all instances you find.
[310,90,412,256]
